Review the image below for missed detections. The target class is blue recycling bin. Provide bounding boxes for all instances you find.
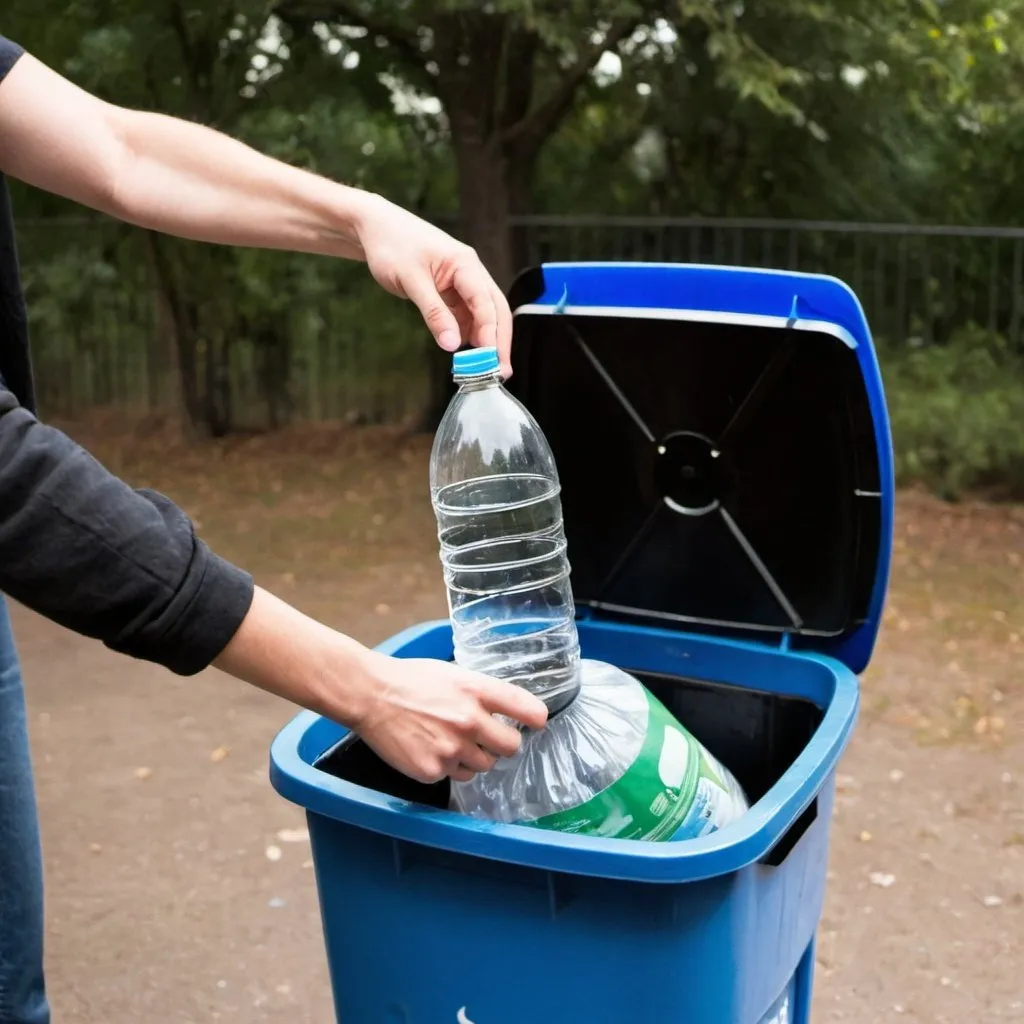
[270,262,894,1024]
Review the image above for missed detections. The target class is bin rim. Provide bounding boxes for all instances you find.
[270,618,858,884]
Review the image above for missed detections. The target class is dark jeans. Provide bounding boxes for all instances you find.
[0,597,50,1023]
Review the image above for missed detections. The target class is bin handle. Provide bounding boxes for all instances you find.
[758,795,818,867]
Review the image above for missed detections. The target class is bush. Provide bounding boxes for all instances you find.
[879,325,1024,500]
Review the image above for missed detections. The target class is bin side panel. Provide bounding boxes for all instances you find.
[307,775,837,1024]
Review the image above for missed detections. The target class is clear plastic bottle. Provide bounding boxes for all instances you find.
[429,346,580,713]
[431,346,749,840]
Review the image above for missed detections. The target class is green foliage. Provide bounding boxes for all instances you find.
[3,0,1024,492]
[882,326,1024,500]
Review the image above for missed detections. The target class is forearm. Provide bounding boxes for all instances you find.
[109,109,375,259]
[213,585,378,727]
[0,49,377,259]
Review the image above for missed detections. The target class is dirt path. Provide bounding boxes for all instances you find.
[15,422,1023,1022]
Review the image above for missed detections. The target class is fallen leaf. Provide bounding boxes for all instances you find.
[210,746,229,763]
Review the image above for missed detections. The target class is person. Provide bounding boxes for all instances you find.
[0,34,548,1024]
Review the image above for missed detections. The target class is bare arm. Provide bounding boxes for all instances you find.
[0,51,513,371]
[215,587,548,784]
[0,52,366,258]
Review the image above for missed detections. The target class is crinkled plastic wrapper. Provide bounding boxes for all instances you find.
[452,659,749,841]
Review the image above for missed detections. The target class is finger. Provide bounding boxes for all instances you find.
[412,760,446,785]
[491,282,514,378]
[475,713,524,759]
[469,676,548,732]
[448,766,476,783]
[451,262,500,351]
[455,742,499,774]
[404,273,463,352]
[441,286,475,344]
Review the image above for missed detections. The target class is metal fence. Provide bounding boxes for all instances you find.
[515,216,1024,347]
[15,215,1024,429]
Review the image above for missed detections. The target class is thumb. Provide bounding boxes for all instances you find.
[403,274,462,353]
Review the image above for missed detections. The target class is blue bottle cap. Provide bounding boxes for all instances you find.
[452,346,500,377]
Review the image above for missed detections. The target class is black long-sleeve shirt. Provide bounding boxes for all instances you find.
[0,35,253,674]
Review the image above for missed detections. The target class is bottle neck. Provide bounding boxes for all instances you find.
[454,371,503,393]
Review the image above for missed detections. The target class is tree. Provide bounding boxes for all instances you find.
[273,3,974,286]
[279,1,877,286]
[9,0,1024,436]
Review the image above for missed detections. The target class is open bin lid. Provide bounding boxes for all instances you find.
[506,262,894,675]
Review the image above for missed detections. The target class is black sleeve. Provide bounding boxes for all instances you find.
[0,35,24,79]
[0,384,254,675]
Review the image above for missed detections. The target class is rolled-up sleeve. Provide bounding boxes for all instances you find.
[0,385,254,674]
[0,35,22,79]
[0,33,253,673]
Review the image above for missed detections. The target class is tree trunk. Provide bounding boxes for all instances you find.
[203,329,233,438]
[147,233,234,437]
[452,136,516,289]
[147,234,204,431]
[253,319,293,430]
[174,301,204,434]
[414,11,613,428]
[506,148,538,271]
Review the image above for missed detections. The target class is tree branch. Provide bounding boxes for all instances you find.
[495,26,539,133]
[167,0,193,58]
[500,18,637,154]
[275,0,429,73]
